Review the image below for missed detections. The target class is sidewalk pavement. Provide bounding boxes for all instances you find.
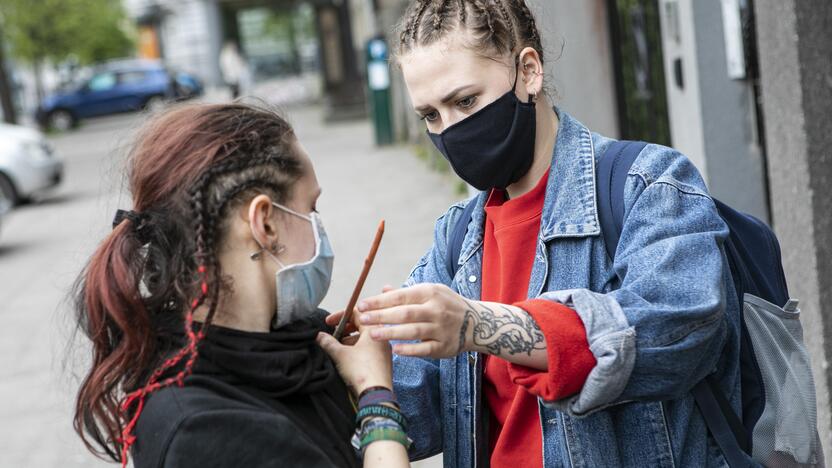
[0,103,455,467]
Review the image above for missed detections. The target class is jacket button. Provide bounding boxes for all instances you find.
[468,275,477,283]
[467,353,475,365]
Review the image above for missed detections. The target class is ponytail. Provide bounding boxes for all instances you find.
[73,220,153,461]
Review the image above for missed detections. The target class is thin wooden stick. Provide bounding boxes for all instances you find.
[333,220,385,340]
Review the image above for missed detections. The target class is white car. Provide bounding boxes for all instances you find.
[0,180,9,237]
[0,123,63,206]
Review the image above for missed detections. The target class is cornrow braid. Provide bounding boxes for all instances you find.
[509,0,543,57]
[473,0,496,36]
[433,0,450,30]
[395,0,545,67]
[410,0,431,42]
[494,0,517,52]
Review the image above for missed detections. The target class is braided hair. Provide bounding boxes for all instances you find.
[73,102,303,465]
[396,0,545,65]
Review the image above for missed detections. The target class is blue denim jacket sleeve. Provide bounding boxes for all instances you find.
[539,145,731,417]
[393,202,466,460]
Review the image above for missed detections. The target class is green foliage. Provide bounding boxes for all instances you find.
[0,0,134,65]
[610,0,671,146]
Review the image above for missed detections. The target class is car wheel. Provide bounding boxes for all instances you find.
[145,95,167,112]
[0,173,19,206]
[48,109,75,132]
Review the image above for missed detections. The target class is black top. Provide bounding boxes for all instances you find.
[132,312,360,468]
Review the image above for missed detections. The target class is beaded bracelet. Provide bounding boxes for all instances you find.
[355,404,408,430]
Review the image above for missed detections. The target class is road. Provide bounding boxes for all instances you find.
[0,106,454,467]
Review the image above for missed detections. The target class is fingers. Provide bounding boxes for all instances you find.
[359,284,433,312]
[382,284,395,293]
[326,309,358,334]
[369,323,432,342]
[392,341,438,357]
[325,310,344,326]
[316,332,344,359]
[341,334,359,346]
[359,304,431,326]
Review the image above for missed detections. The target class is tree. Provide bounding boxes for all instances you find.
[0,26,18,124]
[0,0,134,102]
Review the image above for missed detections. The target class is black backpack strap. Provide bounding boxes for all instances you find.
[596,140,647,259]
[445,199,478,280]
[693,378,754,467]
[597,140,753,467]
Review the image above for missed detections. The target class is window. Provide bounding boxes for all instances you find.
[87,72,117,91]
[118,71,149,84]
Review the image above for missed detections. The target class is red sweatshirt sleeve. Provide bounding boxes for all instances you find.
[508,298,596,401]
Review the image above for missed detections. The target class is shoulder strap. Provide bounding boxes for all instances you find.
[445,199,478,280]
[596,140,648,260]
[597,141,753,467]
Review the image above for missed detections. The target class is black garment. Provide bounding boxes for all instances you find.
[132,311,359,468]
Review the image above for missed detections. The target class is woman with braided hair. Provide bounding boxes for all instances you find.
[325,0,742,467]
[72,102,412,467]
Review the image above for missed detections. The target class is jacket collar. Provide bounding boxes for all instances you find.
[459,108,600,265]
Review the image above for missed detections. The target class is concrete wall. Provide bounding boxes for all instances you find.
[528,0,619,138]
[124,0,225,86]
[755,0,832,453]
[690,0,769,222]
[658,0,769,222]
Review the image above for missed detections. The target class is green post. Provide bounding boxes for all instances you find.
[366,36,393,146]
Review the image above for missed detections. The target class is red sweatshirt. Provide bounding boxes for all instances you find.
[481,167,596,468]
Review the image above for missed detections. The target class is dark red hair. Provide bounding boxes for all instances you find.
[72,103,302,465]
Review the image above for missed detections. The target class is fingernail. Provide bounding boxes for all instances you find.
[359,314,371,324]
[370,329,381,339]
[357,301,367,312]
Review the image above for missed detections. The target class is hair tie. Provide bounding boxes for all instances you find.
[113,209,153,243]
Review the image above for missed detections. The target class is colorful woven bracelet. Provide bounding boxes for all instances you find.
[351,419,406,452]
[358,389,399,410]
[360,427,412,451]
[358,386,391,400]
[361,416,402,432]
[355,404,407,430]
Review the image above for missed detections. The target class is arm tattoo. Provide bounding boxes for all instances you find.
[458,299,546,356]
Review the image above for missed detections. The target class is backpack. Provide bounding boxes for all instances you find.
[446,141,824,468]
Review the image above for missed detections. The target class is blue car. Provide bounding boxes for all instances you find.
[36,60,203,130]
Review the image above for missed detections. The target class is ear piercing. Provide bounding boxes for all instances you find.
[249,243,285,261]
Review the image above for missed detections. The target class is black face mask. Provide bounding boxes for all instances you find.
[427,64,536,191]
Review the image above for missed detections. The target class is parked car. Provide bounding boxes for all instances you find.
[0,180,10,239]
[0,123,63,205]
[36,60,203,130]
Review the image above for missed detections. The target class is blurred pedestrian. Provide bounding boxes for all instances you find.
[219,41,250,99]
[72,103,410,468]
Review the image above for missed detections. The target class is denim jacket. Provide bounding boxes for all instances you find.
[394,109,741,468]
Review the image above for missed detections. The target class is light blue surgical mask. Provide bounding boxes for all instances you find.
[258,202,334,329]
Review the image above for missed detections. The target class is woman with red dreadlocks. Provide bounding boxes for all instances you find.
[73,103,410,468]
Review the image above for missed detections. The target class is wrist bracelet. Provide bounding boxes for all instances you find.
[358,389,399,410]
[351,418,409,452]
[355,404,407,430]
[360,427,412,451]
[358,386,391,400]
